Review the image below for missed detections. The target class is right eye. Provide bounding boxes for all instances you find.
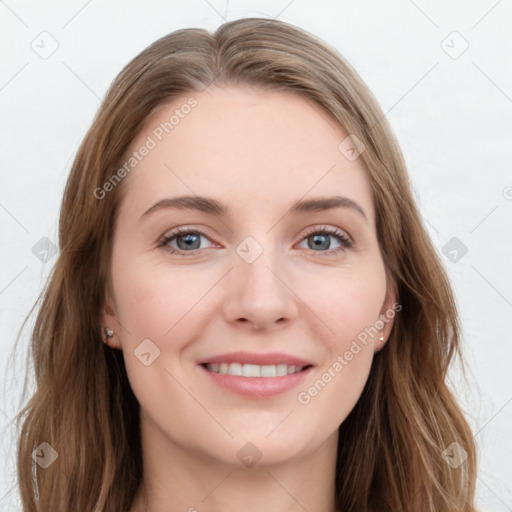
[157,227,218,256]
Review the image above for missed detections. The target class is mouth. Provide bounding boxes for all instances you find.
[196,352,315,398]
[201,362,313,377]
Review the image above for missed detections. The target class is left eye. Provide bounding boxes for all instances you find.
[158,226,353,256]
[297,226,353,254]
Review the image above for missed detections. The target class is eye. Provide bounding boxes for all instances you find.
[157,227,216,256]
[296,225,353,255]
[157,225,354,256]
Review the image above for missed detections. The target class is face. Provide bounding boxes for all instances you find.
[102,85,396,467]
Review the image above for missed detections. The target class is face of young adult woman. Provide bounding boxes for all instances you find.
[102,85,396,512]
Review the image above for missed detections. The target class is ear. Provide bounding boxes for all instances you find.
[100,292,123,349]
[374,279,399,352]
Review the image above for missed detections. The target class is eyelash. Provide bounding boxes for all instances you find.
[157,225,353,257]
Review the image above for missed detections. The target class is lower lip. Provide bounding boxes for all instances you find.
[198,364,314,398]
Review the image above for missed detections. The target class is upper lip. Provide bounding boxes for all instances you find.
[197,351,314,367]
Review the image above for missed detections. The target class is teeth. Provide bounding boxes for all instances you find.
[228,362,242,376]
[243,364,261,377]
[205,362,306,377]
[276,364,288,376]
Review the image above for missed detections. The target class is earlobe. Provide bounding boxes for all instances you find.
[376,280,399,350]
[101,326,116,346]
[375,332,385,352]
[100,295,122,349]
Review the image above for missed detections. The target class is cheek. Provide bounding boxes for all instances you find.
[110,253,207,409]
[295,263,385,419]
[313,261,387,348]
[111,248,203,342]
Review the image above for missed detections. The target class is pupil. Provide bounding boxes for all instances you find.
[178,233,200,250]
[311,234,329,250]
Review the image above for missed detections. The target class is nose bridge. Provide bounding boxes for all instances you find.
[222,231,298,329]
[236,232,287,298]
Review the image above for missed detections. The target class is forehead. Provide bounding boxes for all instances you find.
[118,85,375,224]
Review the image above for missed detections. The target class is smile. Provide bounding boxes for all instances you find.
[203,362,311,377]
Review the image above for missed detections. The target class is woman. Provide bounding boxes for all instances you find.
[14,17,478,511]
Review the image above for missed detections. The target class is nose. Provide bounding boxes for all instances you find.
[222,245,299,331]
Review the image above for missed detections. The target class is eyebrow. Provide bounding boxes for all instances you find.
[141,195,368,222]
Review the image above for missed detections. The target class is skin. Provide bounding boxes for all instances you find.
[102,85,396,512]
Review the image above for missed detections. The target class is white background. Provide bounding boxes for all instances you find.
[1,1,511,510]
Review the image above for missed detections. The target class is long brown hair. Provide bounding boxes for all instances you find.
[12,17,478,511]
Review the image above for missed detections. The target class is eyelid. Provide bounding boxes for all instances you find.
[159,225,216,241]
[299,224,353,243]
